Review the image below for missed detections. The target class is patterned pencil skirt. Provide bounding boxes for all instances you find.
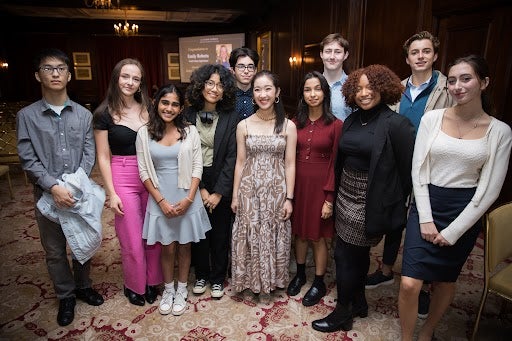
[335,167,382,247]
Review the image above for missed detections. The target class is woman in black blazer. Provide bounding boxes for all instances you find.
[184,64,238,300]
[312,64,415,332]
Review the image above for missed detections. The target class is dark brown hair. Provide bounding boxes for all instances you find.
[402,31,440,56]
[448,54,494,116]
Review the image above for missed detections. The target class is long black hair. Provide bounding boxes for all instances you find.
[295,71,335,129]
[147,84,188,141]
[252,70,287,134]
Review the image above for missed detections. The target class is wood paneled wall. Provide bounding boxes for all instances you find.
[0,0,510,202]
[267,0,511,204]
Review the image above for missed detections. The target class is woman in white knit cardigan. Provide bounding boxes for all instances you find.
[399,55,512,341]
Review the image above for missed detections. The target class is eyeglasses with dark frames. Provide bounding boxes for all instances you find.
[39,65,69,74]
[204,80,224,91]
[235,64,256,72]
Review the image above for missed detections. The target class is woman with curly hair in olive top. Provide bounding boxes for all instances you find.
[184,64,238,300]
[312,64,415,333]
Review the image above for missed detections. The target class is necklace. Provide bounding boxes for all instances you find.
[255,110,276,121]
[455,112,484,139]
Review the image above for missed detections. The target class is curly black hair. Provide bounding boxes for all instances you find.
[342,64,404,108]
[186,64,236,113]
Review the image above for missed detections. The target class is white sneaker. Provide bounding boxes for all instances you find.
[172,288,188,316]
[159,288,174,315]
[193,279,207,295]
[211,283,224,299]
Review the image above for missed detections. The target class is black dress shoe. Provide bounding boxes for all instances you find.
[57,297,76,326]
[286,275,306,296]
[311,305,353,332]
[124,286,145,306]
[75,287,104,306]
[144,285,159,304]
[302,282,327,307]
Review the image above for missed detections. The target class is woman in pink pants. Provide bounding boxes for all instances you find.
[94,58,162,306]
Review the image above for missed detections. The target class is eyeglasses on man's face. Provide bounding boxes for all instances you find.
[204,79,224,91]
[235,64,256,72]
[39,65,69,75]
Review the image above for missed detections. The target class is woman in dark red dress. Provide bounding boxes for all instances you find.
[287,71,343,306]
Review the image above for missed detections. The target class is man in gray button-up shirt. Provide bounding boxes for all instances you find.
[16,48,103,327]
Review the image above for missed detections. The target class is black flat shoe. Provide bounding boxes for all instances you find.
[57,297,76,326]
[302,282,326,307]
[144,285,159,304]
[311,305,353,333]
[286,275,306,296]
[124,286,145,306]
[75,287,104,306]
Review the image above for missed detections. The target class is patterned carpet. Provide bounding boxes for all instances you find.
[0,168,510,340]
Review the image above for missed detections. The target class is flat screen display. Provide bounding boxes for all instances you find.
[178,33,245,82]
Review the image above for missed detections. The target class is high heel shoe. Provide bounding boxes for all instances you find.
[124,286,145,306]
[145,285,159,304]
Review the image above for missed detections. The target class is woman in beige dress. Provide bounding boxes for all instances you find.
[231,70,297,303]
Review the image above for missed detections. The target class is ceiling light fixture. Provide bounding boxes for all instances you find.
[84,0,113,9]
[114,9,139,37]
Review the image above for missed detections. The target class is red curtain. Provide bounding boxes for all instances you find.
[95,36,163,103]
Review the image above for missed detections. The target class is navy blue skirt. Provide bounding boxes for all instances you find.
[402,184,481,282]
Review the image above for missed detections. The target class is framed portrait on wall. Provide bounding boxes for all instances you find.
[167,53,179,66]
[74,66,92,80]
[72,52,91,66]
[168,66,180,80]
[257,31,271,71]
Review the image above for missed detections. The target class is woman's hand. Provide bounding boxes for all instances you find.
[321,201,333,219]
[231,198,238,214]
[433,233,451,247]
[108,193,124,216]
[282,199,293,221]
[420,222,438,243]
[200,188,210,202]
[159,199,178,218]
[204,193,221,212]
[173,198,193,216]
